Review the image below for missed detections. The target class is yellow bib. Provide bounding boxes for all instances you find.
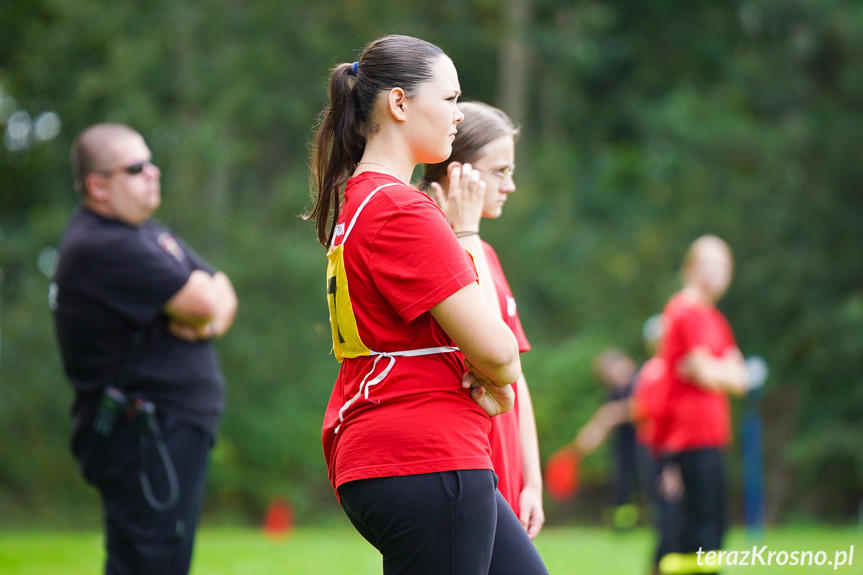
[326,243,369,362]
[324,182,463,433]
[325,183,399,362]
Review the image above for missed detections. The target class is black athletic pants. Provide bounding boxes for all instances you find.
[639,447,682,568]
[73,410,212,575]
[339,469,549,575]
[672,448,726,569]
[611,423,639,507]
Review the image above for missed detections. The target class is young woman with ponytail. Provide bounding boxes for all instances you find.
[305,35,548,574]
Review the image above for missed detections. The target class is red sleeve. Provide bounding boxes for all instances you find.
[633,358,668,422]
[370,198,478,323]
[662,300,706,364]
[668,300,737,358]
[718,313,738,354]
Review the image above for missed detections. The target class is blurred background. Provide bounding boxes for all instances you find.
[0,0,860,530]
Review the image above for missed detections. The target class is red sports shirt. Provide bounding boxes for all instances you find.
[656,292,737,452]
[321,173,492,495]
[631,357,669,452]
[482,241,531,516]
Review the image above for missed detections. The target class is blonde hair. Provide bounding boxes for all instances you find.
[681,234,734,280]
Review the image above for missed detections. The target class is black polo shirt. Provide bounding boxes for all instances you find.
[52,207,224,437]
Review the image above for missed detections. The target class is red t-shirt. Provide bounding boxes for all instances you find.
[655,292,737,452]
[321,172,491,495]
[631,356,669,452]
[482,241,531,516]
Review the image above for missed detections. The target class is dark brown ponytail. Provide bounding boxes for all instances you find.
[304,35,445,247]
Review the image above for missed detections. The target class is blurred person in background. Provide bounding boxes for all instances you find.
[571,348,643,531]
[559,320,683,575]
[51,123,237,575]
[422,101,545,540]
[653,235,749,575]
[630,316,683,575]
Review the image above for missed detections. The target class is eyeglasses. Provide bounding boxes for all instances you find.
[97,160,155,178]
[475,164,516,183]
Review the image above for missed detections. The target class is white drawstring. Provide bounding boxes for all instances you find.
[330,183,461,434]
[334,347,459,434]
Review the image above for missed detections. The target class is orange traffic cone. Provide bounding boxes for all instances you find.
[263,498,293,539]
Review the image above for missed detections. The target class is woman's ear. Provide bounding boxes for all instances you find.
[387,87,408,122]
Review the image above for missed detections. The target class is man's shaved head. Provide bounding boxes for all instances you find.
[70,123,140,196]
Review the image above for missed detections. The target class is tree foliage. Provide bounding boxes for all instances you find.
[1,0,860,524]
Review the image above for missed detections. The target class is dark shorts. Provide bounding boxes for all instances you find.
[338,469,548,575]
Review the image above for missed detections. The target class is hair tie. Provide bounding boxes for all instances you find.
[349,62,359,76]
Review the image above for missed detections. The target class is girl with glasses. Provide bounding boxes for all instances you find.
[422,101,545,540]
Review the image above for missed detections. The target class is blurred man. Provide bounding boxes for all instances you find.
[51,123,237,575]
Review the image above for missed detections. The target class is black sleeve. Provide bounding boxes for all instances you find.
[76,226,192,326]
[151,220,216,275]
[176,235,216,275]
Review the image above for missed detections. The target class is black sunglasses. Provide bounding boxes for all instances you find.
[97,160,154,177]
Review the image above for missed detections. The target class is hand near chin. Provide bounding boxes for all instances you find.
[431,162,486,233]
[461,359,514,417]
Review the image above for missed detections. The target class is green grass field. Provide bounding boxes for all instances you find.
[0,525,858,574]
